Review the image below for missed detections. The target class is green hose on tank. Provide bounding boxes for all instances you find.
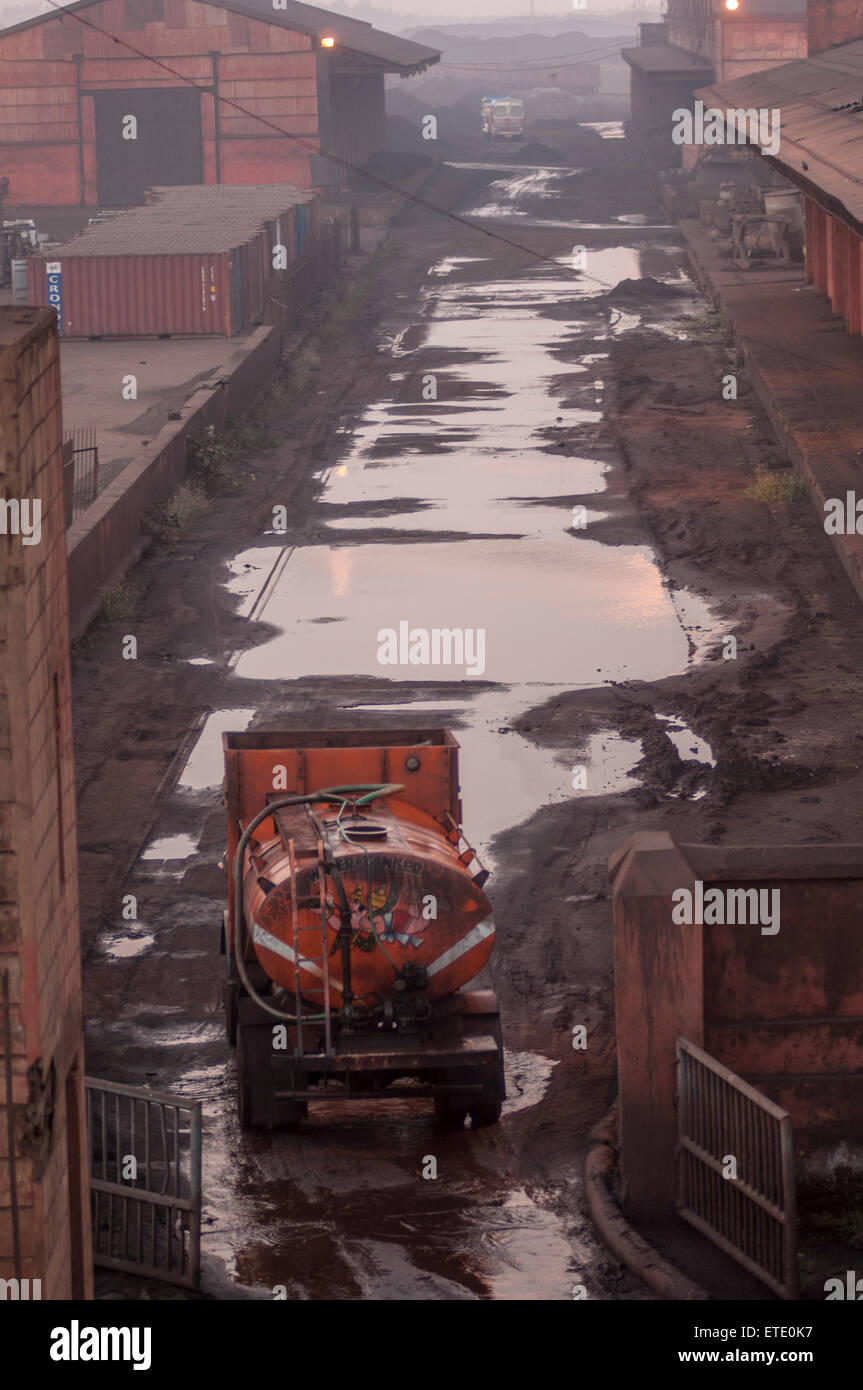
[231,784,404,1023]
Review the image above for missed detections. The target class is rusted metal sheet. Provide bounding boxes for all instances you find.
[677,1037,799,1300]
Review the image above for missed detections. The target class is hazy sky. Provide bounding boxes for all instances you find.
[0,0,641,26]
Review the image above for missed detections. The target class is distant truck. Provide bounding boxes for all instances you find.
[481,96,525,142]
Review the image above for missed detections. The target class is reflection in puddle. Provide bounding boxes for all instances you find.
[657,712,716,766]
[179,708,256,791]
[99,932,155,960]
[141,833,197,860]
[571,731,643,796]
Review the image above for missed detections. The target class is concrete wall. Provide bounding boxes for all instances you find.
[0,306,91,1299]
[611,833,863,1218]
[66,322,280,636]
[628,67,706,156]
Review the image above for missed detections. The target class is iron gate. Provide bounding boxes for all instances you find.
[676,1038,798,1299]
[86,1077,202,1289]
[64,426,99,521]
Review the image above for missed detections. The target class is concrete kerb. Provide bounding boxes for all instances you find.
[584,1106,710,1301]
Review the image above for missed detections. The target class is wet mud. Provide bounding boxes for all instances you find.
[75,139,863,1300]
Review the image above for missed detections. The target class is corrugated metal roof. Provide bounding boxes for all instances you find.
[0,0,440,75]
[621,43,712,76]
[45,183,315,256]
[696,39,863,230]
[209,0,440,73]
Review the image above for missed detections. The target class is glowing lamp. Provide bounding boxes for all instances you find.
[321,35,336,47]
[724,0,739,9]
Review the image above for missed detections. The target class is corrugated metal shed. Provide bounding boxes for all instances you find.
[696,39,863,233]
[27,182,318,336]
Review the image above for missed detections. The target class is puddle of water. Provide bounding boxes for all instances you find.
[657,712,716,766]
[337,688,654,855]
[223,216,719,848]
[230,540,709,686]
[571,731,643,796]
[582,120,625,139]
[179,708,256,791]
[141,832,198,861]
[98,932,155,960]
[503,1050,557,1116]
[478,1188,576,1300]
[429,256,490,277]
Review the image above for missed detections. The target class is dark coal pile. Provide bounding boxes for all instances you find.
[605,277,689,306]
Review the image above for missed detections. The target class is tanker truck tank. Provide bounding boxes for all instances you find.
[222,729,505,1131]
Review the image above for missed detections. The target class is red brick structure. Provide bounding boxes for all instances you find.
[623,1,807,162]
[0,305,91,1300]
[808,0,862,51]
[0,0,439,207]
[610,833,863,1218]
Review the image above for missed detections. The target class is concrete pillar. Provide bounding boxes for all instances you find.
[609,832,705,1219]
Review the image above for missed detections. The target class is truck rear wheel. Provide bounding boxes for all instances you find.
[469,1098,502,1127]
[434,1093,468,1130]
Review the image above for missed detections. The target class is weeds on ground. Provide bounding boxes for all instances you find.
[186,415,278,496]
[282,345,322,401]
[144,479,210,546]
[743,467,807,506]
[678,309,731,342]
[95,579,136,626]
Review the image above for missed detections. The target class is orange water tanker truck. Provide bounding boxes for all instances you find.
[222,728,505,1129]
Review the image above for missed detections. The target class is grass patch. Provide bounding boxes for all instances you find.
[145,479,210,546]
[282,344,321,401]
[96,579,136,625]
[186,415,278,496]
[743,467,807,506]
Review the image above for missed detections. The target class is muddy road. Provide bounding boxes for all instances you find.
[75,137,863,1299]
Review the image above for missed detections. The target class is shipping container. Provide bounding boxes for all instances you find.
[26,183,318,338]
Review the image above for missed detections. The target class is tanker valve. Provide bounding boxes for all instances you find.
[396,962,428,992]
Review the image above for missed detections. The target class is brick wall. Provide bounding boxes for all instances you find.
[611,833,863,1215]
[0,306,91,1300]
[808,0,863,53]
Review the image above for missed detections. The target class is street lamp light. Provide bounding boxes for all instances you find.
[321,35,335,48]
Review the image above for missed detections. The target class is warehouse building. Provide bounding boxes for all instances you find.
[0,0,439,208]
